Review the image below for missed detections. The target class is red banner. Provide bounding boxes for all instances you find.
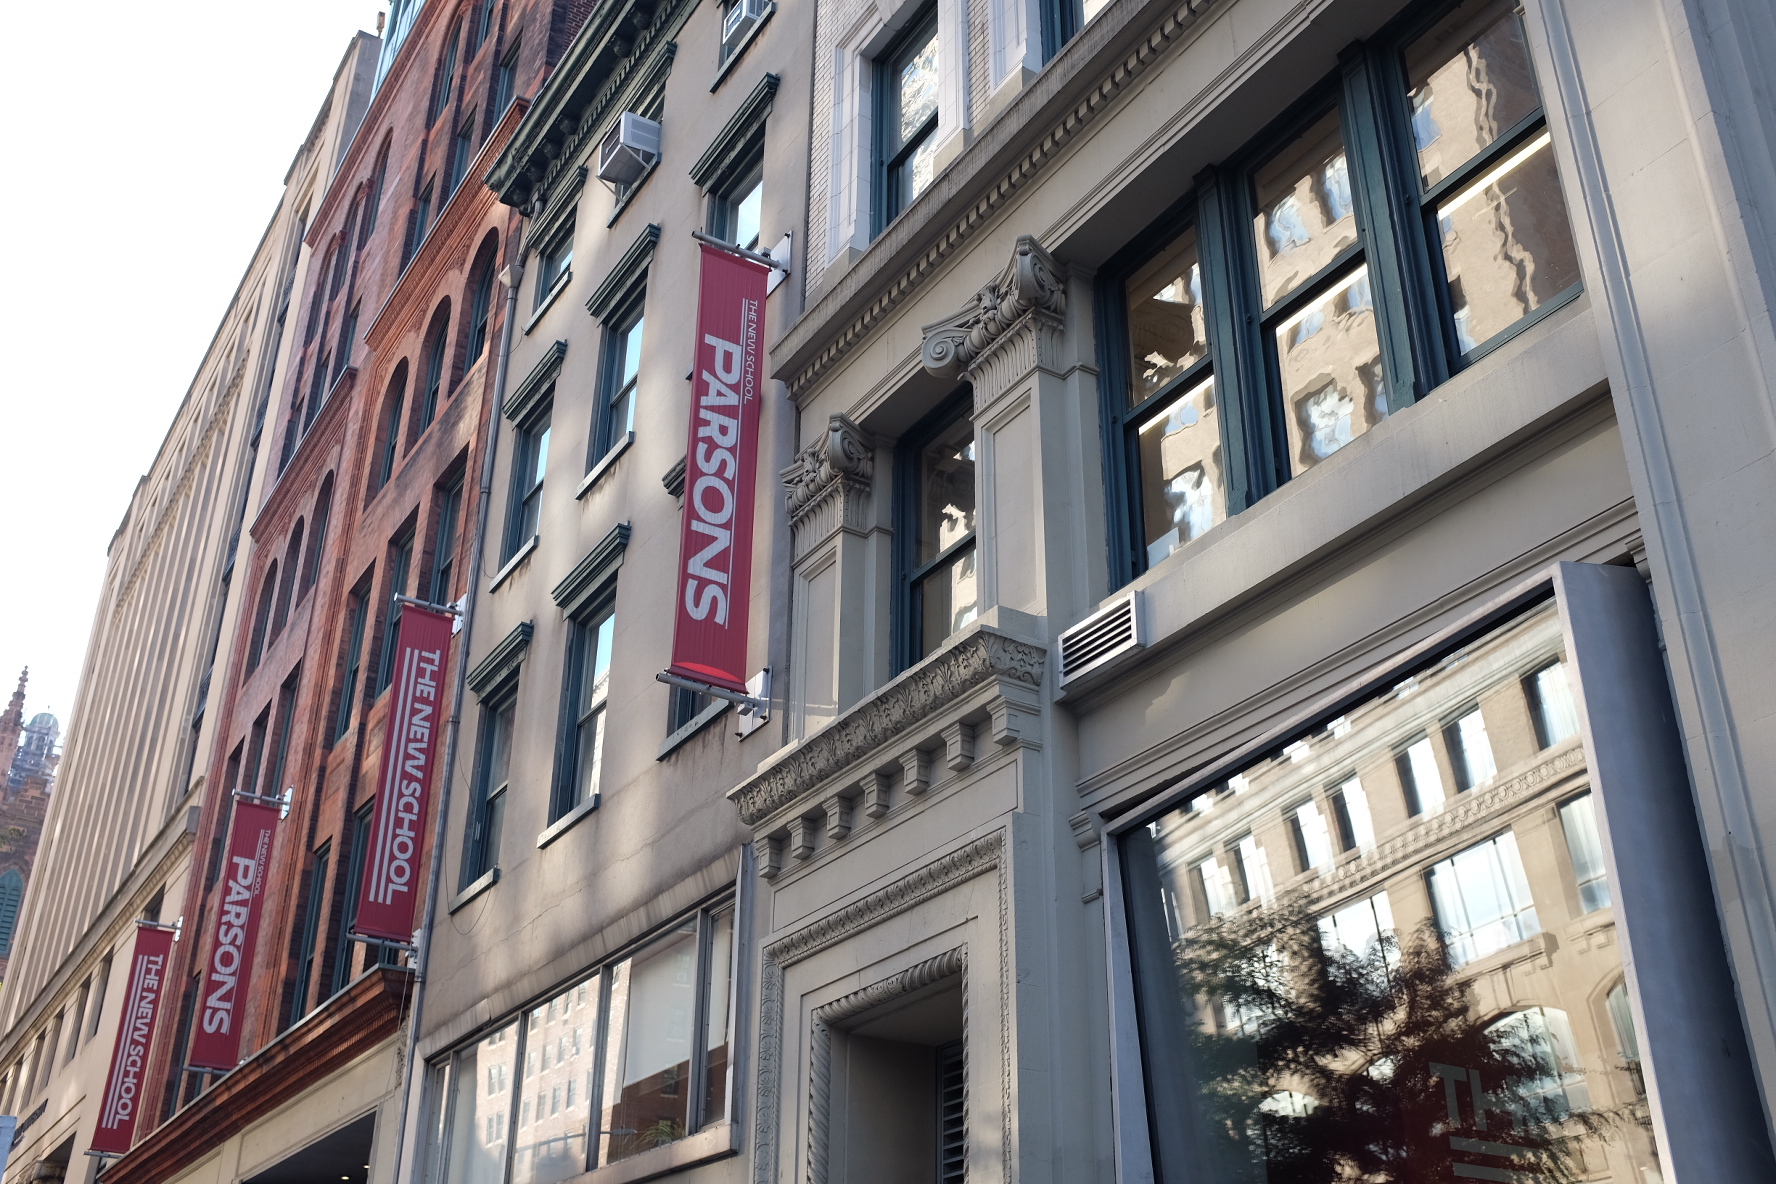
[354,605,453,941]
[668,245,769,693]
[187,799,279,1070]
[91,923,177,1155]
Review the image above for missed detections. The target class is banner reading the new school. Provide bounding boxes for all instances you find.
[91,922,177,1155]
[667,244,769,693]
[187,799,279,1071]
[353,605,453,941]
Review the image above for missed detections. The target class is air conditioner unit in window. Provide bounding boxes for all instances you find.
[722,0,769,54]
[596,113,662,185]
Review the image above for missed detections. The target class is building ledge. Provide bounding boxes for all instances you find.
[104,967,412,1184]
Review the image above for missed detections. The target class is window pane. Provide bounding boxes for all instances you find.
[1124,601,1659,1183]
[701,907,735,1127]
[512,985,592,1184]
[1404,0,1542,188]
[894,29,939,150]
[1275,266,1387,474]
[1529,659,1580,747]
[917,546,979,659]
[621,319,644,387]
[1252,109,1358,308]
[441,1023,517,1184]
[1126,227,1208,406]
[1445,707,1497,789]
[1137,376,1224,567]
[734,181,762,252]
[598,922,699,1164]
[1436,131,1581,354]
[489,701,514,791]
[918,420,976,565]
[1560,793,1611,912]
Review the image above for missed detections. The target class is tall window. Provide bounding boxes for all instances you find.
[555,602,615,820]
[1098,0,1581,582]
[376,532,415,697]
[422,902,735,1182]
[505,408,551,560]
[412,180,436,261]
[304,346,329,430]
[302,475,334,596]
[710,170,763,252]
[420,312,450,432]
[466,252,497,366]
[365,141,390,238]
[335,580,371,742]
[593,310,643,464]
[271,520,303,638]
[896,396,977,668]
[875,8,940,231]
[1428,831,1541,965]
[468,0,496,56]
[1559,793,1611,912]
[290,844,331,1021]
[1525,658,1580,747]
[0,870,24,960]
[433,20,462,120]
[336,300,360,374]
[379,373,407,489]
[334,802,395,994]
[462,692,515,885]
[246,562,279,672]
[535,223,573,307]
[495,38,521,116]
[262,670,300,803]
[431,480,464,604]
[450,113,477,195]
[1441,705,1496,790]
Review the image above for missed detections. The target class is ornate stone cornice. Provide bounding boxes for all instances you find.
[729,630,1045,826]
[551,521,631,616]
[586,224,660,321]
[689,72,780,189]
[505,341,566,424]
[781,414,873,560]
[772,0,1217,402]
[467,621,533,696]
[921,236,1066,379]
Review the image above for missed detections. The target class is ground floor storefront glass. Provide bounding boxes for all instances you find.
[1122,598,1664,1182]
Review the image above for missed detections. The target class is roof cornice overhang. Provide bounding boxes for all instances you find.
[769,0,1222,404]
[102,968,412,1184]
[487,0,694,211]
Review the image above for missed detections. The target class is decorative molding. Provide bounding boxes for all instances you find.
[780,414,874,561]
[728,630,1045,826]
[505,341,567,423]
[921,236,1066,378]
[662,454,687,498]
[777,0,1216,401]
[752,832,1004,1184]
[808,949,966,1184]
[467,621,534,696]
[529,167,588,255]
[689,73,781,188]
[586,224,661,322]
[551,521,632,615]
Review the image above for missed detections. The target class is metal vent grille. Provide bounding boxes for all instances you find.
[937,1040,966,1183]
[1059,592,1144,684]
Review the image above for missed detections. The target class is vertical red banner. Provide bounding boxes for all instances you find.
[91,922,177,1155]
[187,799,279,1071]
[668,244,769,693]
[354,605,453,942]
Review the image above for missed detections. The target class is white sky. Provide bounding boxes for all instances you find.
[0,1,391,731]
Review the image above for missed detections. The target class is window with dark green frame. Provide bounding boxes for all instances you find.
[873,7,940,234]
[495,37,521,117]
[433,20,462,121]
[376,531,415,697]
[333,802,396,995]
[431,480,464,604]
[462,689,516,886]
[335,579,371,742]
[378,371,406,490]
[466,253,497,365]
[419,309,450,432]
[504,405,550,560]
[895,392,978,670]
[450,112,476,195]
[1096,0,1581,584]
[592,305,643,466]
[553,598,615,821]
[289,843,330,1023]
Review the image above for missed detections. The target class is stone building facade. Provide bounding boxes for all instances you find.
[0,33,379,1184]
[0,672,58,983]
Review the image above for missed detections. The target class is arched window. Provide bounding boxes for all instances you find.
[464,232,500,371]
[0,869,24,959]
[432,18,463,121]
[377,364,409,491]
[247,561,278,672]
[364,136,392,242]
[328,233,349,297]
[271,519,305,637]
[418,301,452,432]
[302,475,335,597]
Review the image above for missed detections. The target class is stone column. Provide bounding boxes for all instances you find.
[780,414,889,739]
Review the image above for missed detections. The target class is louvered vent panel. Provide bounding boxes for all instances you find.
[1059,592,1143,684]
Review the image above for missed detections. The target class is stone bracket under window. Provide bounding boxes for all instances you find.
[551,521,632,616]
[690,73,780,190]
[504,341,567,423]
[587,224,661,321]
[466,620,533,697]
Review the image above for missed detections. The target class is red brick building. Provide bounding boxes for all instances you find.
[119,5,592,1179]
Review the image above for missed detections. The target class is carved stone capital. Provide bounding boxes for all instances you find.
[781,413,875,561]
[920,235,1066,380]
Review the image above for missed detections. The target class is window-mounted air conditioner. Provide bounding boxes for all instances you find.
[597,113,662,185]
[722,0,769,54]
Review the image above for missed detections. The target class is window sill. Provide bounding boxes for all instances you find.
[537,794,600,848]
[710,4,776,92]
[448,867,500,914]
[606,162,659,228]
[489,535,539,592]
[577,432,634,499]
[658,698,732,759]
[524,270,573,335]
[588,1121,738,1184]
